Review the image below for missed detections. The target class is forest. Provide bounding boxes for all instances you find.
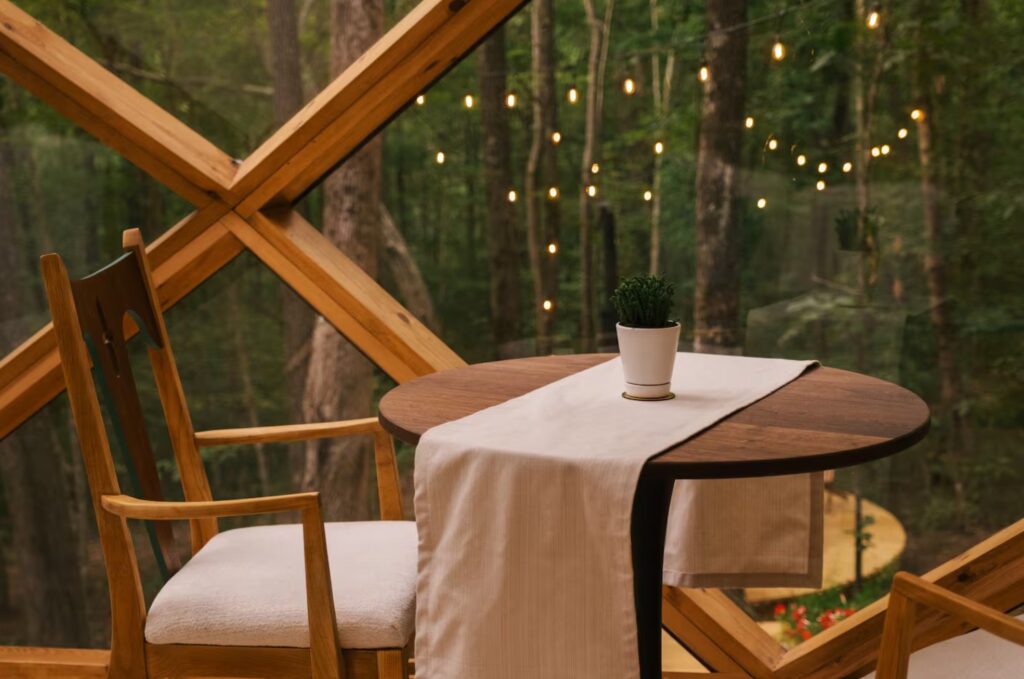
[0,0,1022,654]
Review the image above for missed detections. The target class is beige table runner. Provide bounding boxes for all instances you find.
[414,353,823,679]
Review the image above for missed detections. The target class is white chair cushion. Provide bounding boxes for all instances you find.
[865,613,1024,678]
[146,521,417,649]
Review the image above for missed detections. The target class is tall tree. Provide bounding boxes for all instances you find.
[478,27,523,358]
[300,0,383,520]
[647,0,674,276]
[579,0,614,352]
[0,96,88,645]
[525,0,560,355]
[693,0,748,353]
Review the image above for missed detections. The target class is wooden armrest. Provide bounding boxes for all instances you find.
[193,417,382,447]
[192,417,385,448]
[101,492,319,520]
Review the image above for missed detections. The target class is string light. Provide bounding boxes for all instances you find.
[591,162,600,174]
[548,187,560,199]
[464,94,475,109]
[842,161,853,173]
[796,154,807,166]
[767,138,779,151]
[654,141,665,155]
[881,144,891,155]
[816,179,827,191]
[745,116,755,129]
[435,151,446,164]
[911,108,925,121]
[586,184,598,197]
[871,146,881,157]
[757,198,767,209]
[507,189,517,203]
[623,78,637,95]
[567,86,579,104]
[698,63,711,83]
[505,93,517,108]
[542,299,553,311]
[866,5,881,30]
[551,131,562,144]
[818,162,828,174]
[772,37,786,61]
[547,243,558,254]
[643,190,653,202]
[898,128,909,139]
[415,94,426,106]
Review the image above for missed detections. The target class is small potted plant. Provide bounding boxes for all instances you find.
[611,275,680,400]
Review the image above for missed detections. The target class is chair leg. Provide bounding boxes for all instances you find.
[376,649,405,679]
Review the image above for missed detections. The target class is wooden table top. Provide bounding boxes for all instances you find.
[379,354,931,479]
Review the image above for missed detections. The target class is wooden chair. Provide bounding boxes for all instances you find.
[873,572,1024,678]
[41,229,413,679]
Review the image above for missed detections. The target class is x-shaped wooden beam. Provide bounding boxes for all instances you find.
[0,0,530,438]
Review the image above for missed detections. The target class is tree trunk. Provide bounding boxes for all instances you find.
[381,203,440,333]
[267,0,313,487]
[0,108,89,646]
[693,0,748,353]
[525,0,560,355]
[300,0,382,521]
[579,0,614,352]
[478,27,523,358]
[647,0,674,277]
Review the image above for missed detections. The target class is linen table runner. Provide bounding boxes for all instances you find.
[414,353,822,679]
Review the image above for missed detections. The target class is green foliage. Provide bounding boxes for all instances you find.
[610,275,676,328]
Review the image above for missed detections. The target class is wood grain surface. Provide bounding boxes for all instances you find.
[379,354,930,479]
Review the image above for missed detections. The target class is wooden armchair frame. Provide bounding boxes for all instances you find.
[875,572,1024,679]
[41,229,408,679]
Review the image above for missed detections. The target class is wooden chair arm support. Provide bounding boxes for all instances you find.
[193,417,382,447]
[101,492,320,520]
[876,572,1024,679]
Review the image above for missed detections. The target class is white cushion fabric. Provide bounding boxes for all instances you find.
[146,521,417,649]
[865,614,1024,679]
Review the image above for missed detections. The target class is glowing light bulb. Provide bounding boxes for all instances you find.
[654,141,664,155]
[898,128,909,139]
[797,154,807,167]
[871,146,881,157]
[745,116,755,129]
[542,299,553,311]
[551,131,562,144]
[415,94,426,106]
[698,64,710,83]
[818,162,828,174]
[867,8,881,29]
[643,190,653,202]
[591,162,600,174]
[757,198,767,209]
[548,187,559,199]
[623,78,636,95]
[435,151,445,164]
[547,243,558,255]
[816,180,826,191]
[881,144,891,155]
[842,161,853,173]
[567,87,579,104]
[507,189,517,203]
[772,39,786,61]
[464,94,474,109]
[911,108,924,121]
[586,185,598,198]
[505,93,517,108]
[768,138,779,151]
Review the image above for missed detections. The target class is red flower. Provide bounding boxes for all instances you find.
[773,603,787,617]
[799,629,812,640]
[791,605,807,621]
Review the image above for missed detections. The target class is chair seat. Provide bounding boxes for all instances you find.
[865,613,1024,679]
[146,521,417,649]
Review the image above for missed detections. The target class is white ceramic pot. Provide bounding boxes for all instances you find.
[616,322,681,399]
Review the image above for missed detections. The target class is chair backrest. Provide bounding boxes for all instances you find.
[41,229,218,584]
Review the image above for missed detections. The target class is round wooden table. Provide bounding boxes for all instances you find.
[379,354,930,678]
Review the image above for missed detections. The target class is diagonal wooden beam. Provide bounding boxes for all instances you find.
[225,209,465,382]
[231,0,526,214]
[0,0,236,206]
